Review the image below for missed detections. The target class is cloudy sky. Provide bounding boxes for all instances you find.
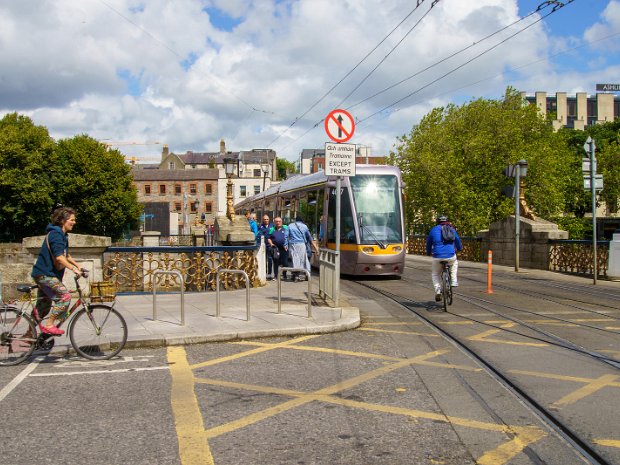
[1,0,618,163]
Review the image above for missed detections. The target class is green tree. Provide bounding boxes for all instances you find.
[0,113,58,241]
[393,88,575,236]
[54,135,142,240]
[276,158,297,180]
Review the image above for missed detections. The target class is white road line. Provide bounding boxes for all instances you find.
[0,357,43,402]
[30,366,170,377]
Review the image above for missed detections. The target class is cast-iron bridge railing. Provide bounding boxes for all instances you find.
[548,240,609,279]
[102,245,259,293]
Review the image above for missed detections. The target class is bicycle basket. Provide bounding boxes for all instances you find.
[89,281,116,302]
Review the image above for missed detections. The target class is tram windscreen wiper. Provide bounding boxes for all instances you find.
[359,214,386,249]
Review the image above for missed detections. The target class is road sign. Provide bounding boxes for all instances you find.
[583,136,596,157]
[583,174,604,191]
[324,109,355,143]
[325,143,356,177]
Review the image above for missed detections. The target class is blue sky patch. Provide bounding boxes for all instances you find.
[204,7,242,32]
[117,69,142,96]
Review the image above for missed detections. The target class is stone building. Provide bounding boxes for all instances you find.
[521,90,620,130]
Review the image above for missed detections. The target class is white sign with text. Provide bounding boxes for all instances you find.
[324,143,356,177]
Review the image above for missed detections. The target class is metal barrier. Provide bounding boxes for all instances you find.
[277,267,312,317]
[152,270,185,325]
[318,248,339,306]
[216,269,251,321]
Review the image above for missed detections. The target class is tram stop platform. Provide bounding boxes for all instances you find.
[48,276,360,354]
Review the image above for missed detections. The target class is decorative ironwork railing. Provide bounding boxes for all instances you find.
[548,240,609,278]
[103,246,260,293]
[406,235,483,262]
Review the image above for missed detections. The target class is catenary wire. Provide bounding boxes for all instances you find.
[266,0,435,148]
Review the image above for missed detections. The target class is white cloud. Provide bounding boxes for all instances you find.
[0,0,616,161]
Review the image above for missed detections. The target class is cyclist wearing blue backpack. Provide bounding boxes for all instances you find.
[426,215,462,302]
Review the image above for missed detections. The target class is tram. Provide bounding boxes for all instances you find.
[235,164,405,277]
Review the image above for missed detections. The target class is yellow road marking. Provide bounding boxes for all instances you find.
[358,327,439,337]
[190,335,320,370]
[510,370,620,388]
[594,439,620,448]
[234,340,481,371]
[364,321,423,326]
[167,347,214,465]
[468,324,548,348]
[551,374,619,408]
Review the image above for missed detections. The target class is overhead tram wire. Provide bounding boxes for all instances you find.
[275,1,569,152]
[334,0,441,110]
[345,5,541,112]
[266,0,435,148]
[355,0,574,127]
[97,0,272,116]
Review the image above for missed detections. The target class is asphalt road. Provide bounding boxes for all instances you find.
[1,259,616,465]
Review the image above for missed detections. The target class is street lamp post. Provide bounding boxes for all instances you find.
[515,159,528,272]
[261,161,270,191]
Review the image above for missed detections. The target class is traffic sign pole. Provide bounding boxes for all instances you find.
[587,137,598,285]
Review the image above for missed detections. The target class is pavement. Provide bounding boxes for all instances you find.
[49,275,360,355]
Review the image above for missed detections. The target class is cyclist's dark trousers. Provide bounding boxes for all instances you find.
[33,275,71,322]
[431,255,458,294]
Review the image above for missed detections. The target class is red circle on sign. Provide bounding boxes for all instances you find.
[324,109,355,143]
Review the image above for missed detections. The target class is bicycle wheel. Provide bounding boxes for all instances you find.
[446,272,453,306]
[0,307,37,366]
[441,269,450,312]
[69,305,127,360]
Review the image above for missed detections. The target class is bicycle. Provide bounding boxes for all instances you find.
[439,260,453,312]
[0,271,127,366]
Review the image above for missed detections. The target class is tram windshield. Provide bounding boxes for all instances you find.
[350,175,403,245]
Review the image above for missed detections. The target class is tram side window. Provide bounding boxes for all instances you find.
[317,189,325,242]
[327,187,356,243]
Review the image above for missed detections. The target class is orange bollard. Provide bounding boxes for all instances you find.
[487,250,493,294]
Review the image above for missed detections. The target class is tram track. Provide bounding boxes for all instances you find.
[350,278,616,465]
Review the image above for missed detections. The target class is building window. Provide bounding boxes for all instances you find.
[253,169,261,177]
[254,185,260,195]
[190,202,197,213]
[174,202,182,212]
[205,202,212,214]
[240,186,247,197]
[205,183,212,195]
[190,183,197,195]
[144,185,151,195]
[169,161,175,170]
[159,184,166,194]
[175,184,182,195]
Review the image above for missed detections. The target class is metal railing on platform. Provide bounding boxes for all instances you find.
[152,269,185,325]
[277,267,312,317]
[216,269,251,321]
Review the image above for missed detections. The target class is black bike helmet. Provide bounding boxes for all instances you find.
[436,215,448,224]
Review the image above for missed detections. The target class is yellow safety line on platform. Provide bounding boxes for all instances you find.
[594,439,620,448]
[551,374,619,408]
[167,347,214,465]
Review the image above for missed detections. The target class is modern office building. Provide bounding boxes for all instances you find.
[521,90,620,130]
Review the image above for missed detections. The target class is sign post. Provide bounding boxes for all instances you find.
[583,137,602,284]
[324,109,356,307]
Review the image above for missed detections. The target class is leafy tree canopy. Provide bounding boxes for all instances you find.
[276,158,297,180]
[0,113,57,240]
[392,88,576,236]
[0,113,142,241]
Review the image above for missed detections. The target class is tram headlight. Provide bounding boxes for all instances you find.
[362,246,374,254]
[392,245,402,252]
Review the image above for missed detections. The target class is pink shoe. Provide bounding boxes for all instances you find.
[39,324,64,336]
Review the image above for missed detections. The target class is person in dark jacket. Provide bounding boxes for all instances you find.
[31,205,83,335]
[426,215,462,302]
[267,216,289,281]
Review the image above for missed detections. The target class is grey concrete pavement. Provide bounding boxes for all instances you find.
[48,277,360,354]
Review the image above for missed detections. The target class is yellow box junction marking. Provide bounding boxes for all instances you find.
[594,439,620,449]
[468,323,548,347]
[166,334,547,465]
[550,374,619,408]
